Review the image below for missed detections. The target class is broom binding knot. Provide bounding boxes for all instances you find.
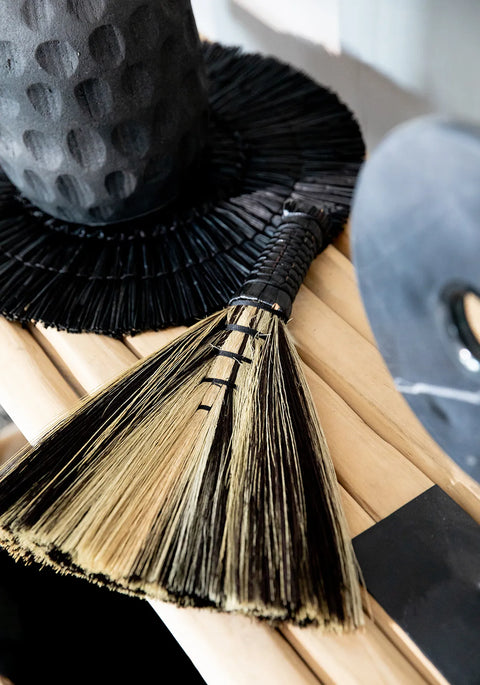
[230,201,333,318]
[224,322,268,338]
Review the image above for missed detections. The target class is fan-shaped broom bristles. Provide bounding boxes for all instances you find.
[0,203,363,629]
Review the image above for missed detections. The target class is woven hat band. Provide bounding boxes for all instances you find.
[0,0,209,226]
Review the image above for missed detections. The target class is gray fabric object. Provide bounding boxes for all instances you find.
[351,116,480,481]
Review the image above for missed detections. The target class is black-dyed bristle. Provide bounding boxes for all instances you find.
[0,42,364,336]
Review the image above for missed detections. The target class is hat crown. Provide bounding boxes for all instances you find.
[0,0,208,225]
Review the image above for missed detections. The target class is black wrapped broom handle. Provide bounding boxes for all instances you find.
[230,203,332,319]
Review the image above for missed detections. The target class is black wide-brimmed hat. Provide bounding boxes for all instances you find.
[0,0,364,336]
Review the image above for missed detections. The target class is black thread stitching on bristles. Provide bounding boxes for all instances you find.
[215,350,252,364]
[197,404,212,411]
[201,377,237,390]
[224,323,268,338]
[228,297,288,320]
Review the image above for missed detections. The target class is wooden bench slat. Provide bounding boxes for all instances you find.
[303,366,432,521]
[0,423,27,465]
[0,318,78,443]
[284,616,427,685]
[156,606,322,685]
[33,324,135,395]
[291,285,480,525]
[305,246,376,345]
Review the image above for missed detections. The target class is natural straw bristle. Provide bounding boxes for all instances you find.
[0,304,362,629]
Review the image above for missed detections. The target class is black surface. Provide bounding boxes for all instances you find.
[354,485,480,684]
[0,547,205,685]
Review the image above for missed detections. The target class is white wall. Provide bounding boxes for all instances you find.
[192,0,480,151]
[339,0,480,122]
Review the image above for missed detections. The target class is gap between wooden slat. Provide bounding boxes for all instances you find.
[304,246,376,346]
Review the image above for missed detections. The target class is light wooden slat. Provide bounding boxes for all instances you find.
[339,489,374,538]
[290,286,480,524]
[364,594,450,685]
[0,318,78,443]
[303,366,432,521]
[156,607,321,685]
[124,326,187,357]
[33,324,135,395]
[0,423,26,464]
[305,246,376,345]
[284,617,426,685]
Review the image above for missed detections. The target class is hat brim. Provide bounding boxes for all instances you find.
[0,42,365,337]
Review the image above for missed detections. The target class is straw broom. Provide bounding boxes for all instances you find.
[0,196,363,629]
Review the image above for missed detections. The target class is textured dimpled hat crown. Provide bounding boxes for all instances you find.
[0,0,208,224]
[0,0,365,335]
